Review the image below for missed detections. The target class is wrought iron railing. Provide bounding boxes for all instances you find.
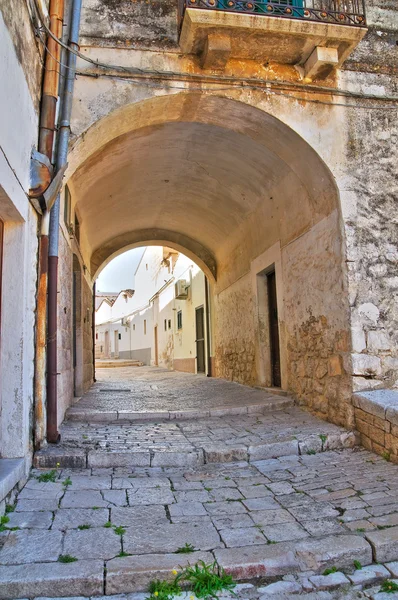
[179,0,366,28]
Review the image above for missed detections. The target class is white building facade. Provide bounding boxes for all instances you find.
[95,247,210,375]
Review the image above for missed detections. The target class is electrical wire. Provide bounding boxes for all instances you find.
[77,71,398,110]
[32,0,398,110]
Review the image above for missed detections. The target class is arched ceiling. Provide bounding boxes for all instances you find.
[67,93,339,283]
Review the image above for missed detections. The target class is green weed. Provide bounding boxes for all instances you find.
[104,521,113,528]
[353,560,362,570]
[147,579,180,600]
[323,567,337,576]
[176,561,235,599]
[78,524,91,530]
[117,550,132,558]
[319,434,327,444]
[37,470,57,483]
[58,554,78,563]
[381,580,398,593]
[114,526,126,536]
[62,477,72,488]
[5,504,15,513]
[175,543,195,554]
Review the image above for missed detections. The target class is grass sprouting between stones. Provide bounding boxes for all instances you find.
[62,477,72,488]
[5,504,15,513]
[176,560,236,599]
[381,580,398,593]
[175,543,195,554]
[37,469,58,483]
[78,524,91,530]
[114,525,126,536]
[58,554,78,563]
[117,550,132,558]
[146,561,236,600]
[147,579,181,600]
[353,560,362,570]
[323,566,338,576]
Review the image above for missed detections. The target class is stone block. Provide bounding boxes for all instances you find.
[309,572,350,590]
[368,330,391,352]
[248,440,298,461]
[303,46,339,80]
[351,328,367,353]
[348,563,390,585]
[6,511,53,529]
[295,534,372,572]
[61,490,109,509]
[242,497,280,511]
[328,355,343,377]
[151,451,203,468]
[87,451,150,468]
[353,390,398,419]
[262,522,309,543]
[123,522,222,554]
[127,487,175,506]
[366,526,398,562]
[258,580,302,595]
[200,33,231,70]
[64,528,121,560]
[0,530,63,565]
[250,509,295,527]
[52,508,109,530]
[0,560,104,599]
[214,543,299,578]
[103,490,128,506]
[220,526,266,548]
[169,502,207,517]
[63,475,112,490]
[34,449,86,469]
[287,502,339,522]
[203,445,248,463]
[351,354,382,377]
[111,505,168,528]
[204,501,247,516]
[106,552,213,594]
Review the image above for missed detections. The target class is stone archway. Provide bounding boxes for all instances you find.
[63,92,351,427]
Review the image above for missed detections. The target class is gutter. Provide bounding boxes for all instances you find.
[33,0,64,449]
[47,0,83,443]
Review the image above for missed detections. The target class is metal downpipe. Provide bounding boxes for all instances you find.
[47,0,83,443]
[34,0,64,450]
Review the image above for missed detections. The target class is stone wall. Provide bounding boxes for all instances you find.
[82,276,94,392]
[58,230,74,426]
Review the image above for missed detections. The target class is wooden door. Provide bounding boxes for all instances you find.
[267,271,281,387]
[195,306,206,374]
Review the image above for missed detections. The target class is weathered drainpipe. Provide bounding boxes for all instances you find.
[47,0,83,443]
[34,0,64,449]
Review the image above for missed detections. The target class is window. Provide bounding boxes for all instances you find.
[133,324,135,331]
[118,333,121,340]
[74,213,80,244]
[177,311,182,330]
[146,263,148,271]
[144,319,147,335]
[168,319,171,330]
[95,333,98,340]
[64,185,71,227]
[164,319,167,331]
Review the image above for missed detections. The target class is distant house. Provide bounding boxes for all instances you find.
[95,247,210,375]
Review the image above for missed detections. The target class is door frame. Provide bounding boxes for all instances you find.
[195,304,206,374]
[251,242,287,390]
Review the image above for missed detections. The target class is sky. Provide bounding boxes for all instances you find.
[96,248,145,292]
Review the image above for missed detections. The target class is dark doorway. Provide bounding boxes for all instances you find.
[195,306,206,373]
[267,271,281,387]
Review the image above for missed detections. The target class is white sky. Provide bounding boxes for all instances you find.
[96,248,145,292]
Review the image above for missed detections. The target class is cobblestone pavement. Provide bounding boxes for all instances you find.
[5,448,398,597]
[68,366,291,415]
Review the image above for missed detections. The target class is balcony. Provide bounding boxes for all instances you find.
[179,0,367,78]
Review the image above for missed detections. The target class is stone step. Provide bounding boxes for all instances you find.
[65,396,295,423]
[95,360,144,368]
[33,429,358,469]
[0,536,380,599]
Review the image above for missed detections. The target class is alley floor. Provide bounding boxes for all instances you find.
[3,368,398,599]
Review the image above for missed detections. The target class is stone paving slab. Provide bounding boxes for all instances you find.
[0,560,104,599]
[66,366,293,417]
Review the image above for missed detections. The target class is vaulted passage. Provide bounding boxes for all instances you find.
[64,92,351,427]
